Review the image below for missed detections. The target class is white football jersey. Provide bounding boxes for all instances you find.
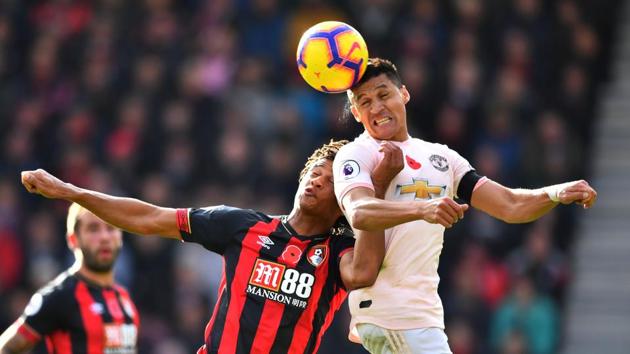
[333,132,474,342]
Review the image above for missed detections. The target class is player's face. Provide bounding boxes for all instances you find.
[296,159,342,219]
[350,73,410,142]
[75,211,122,273]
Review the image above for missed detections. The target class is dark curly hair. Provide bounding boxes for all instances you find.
[299,139,349,182]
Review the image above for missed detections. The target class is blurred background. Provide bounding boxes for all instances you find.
[0,0,627,353]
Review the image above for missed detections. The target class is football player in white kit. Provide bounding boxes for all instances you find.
[333,58,597,354]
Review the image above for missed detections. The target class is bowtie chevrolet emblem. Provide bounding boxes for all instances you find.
[399,179,445,199]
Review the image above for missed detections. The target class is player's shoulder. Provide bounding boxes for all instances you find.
[29,270,76,309]
[409,136,450,152]
[39,270,76,295]
[339,133,379,154]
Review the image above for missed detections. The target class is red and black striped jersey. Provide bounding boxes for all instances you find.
[176,206,355,354]
[17,271,139,354]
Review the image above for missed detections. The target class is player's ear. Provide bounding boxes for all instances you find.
[350,104,361,123]
[400,85,410,104]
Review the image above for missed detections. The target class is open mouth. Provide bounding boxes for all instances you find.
[98,249,113,257]
[374,117,392,126]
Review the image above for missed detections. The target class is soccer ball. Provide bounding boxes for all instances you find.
[296,21,368,93]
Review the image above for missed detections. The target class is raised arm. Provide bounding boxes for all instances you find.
[471,179,597,223]
[339,142,402,290]
[0,320,37,354]
[21,169,180,239]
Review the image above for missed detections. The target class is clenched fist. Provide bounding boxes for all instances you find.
[21,169,76,200]
[420,197,469,228]
[551,180,598,209]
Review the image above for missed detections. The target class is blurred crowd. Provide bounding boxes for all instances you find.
[0,0,622,353]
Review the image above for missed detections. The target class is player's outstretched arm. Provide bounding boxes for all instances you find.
[0,320,37,354]
[340,142,401,290]
[21,169,181,239]
[471,179,597,223]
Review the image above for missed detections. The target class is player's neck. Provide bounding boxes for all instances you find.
[77,265,115,287]
[285,210,336,236]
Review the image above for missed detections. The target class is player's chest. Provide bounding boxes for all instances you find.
[387,149,454,200]
[234,235,332,309]
[68,289,138,352]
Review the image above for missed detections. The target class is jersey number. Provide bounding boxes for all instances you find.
[280,269,314,298]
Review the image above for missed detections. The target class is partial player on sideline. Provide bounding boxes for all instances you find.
[0,204,139,354]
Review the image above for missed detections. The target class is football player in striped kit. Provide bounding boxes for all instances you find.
[17,139,400,354]
[0,203,139,354]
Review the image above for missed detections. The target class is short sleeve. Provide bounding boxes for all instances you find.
[177,205,258,254]
[20,289,64,339]
[333,143,377,205]
[443,146,475,198]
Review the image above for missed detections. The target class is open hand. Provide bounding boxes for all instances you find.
[21,169,74,200]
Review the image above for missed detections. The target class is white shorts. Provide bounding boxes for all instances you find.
[356,324,452,354]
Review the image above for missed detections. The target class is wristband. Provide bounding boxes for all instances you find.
[543,182,572,202]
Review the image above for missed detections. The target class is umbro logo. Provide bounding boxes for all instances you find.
[90,303,104,314]
[257,236,274,249]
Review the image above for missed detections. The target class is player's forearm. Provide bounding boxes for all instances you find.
[347,196,423,231]
[495,188,557,223]
[69,186,180,238]
[346,230,385,290]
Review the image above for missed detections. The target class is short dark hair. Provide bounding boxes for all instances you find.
[353,58,402,90]
[299,139,348,182]
[342,58,403,121]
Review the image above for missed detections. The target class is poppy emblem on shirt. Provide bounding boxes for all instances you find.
[341,160,360,179]
[405,155,422,170]
[281,245,303,267]
[307,245,328,267]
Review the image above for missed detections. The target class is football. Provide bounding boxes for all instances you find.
[296,21,368,93]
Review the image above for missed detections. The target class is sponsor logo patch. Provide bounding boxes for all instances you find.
[104,323,137,350]
[429,154,449,172]
[247,258,314,308]
[341,160,360,179]
[90,303,104,315]
[249,259,286,291]
[257,235,274,249]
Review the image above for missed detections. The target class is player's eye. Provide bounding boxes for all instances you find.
[360,100,370,108]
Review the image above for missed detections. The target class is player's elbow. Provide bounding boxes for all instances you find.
[348,211,369,231]
[346,202,379,231]
[346,269,378,291]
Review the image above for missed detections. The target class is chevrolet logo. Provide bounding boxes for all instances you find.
[399,180,445,199]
